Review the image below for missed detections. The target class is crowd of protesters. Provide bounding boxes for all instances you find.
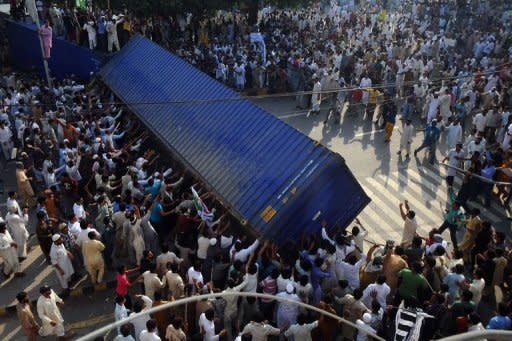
[2,0,512,340]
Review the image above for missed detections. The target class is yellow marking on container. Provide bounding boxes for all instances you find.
[261,205,277,222]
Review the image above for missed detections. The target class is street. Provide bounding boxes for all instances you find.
[0,95,509,339]
[254,96,510,243]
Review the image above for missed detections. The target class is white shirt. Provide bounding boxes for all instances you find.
[136,157,147,169]
[338,255,366,289]
[354,230,368,252]
[187,267,203,286]
[114,336,135,341]
[73,203,86,220]
[129,295,152,341]
[0,230,15,252]
[199,313,217,341]
[243,269,259,293]
[362,282,391,308]
[115,303,129,322]
[356,320,376,341]
[142,271,164,301]
[473,113,487,132]
[37,290,64,333]
[6,197,22,216]
[68,221,81,239]
[115,303,129,333]
[139,330,161,341]
[220,235,233,248]
[155,251,182,275]
[50,243,74,278]
[401,217,418,246]
[197,236,210,260]
[241,321,280,341]
[466,140,486,156]
[277,274,294,293]
[231,239,260,263]
[284,321,318,341]
[360,77,372,88]
[469,278,485,305]
[0,126,12,142]
[447,149,465,176]
[76,227,99,248]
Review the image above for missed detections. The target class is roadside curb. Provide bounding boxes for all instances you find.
[0,279,117,316]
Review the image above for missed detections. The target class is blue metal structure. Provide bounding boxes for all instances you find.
[6,20,104,80]
[99,35,370,242]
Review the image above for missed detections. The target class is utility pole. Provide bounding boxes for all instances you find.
[26,0,53,89]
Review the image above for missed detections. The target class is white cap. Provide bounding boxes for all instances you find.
[209,238,217,246]
[286,283,294,294]
[52,234,61,242]
[362,312,372,323]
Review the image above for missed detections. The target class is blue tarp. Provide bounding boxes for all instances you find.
[100,35,370,242]
[6,20,105,80]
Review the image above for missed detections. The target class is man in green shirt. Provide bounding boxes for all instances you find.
[450,289,476,334]
[396,262,429,305]
[437,199,464,250]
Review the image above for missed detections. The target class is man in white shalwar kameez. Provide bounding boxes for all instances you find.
[502,123,512,149]
[6,205,29,258]
[37,286,67,338]
[398,119,415,158]
[83,21,97,50]
[427,92,441,124]
[0,221,24,277]
[6,191,23,216]
[310,75,322,115]
[216,61,227,82]
[234,63,246,91]
[439,89,452,125]
[445,119,463,150]
[50,234,74,290]
[126,213,145,266]
[275,283,301,330]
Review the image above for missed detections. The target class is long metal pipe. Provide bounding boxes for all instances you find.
[76,291,386,341]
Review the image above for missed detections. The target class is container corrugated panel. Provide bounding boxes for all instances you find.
[99,35,370,243]
[6,20,104,80]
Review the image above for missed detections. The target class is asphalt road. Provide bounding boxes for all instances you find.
[253,95,440,177]
[0,95,509,339]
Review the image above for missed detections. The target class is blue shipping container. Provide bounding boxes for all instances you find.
[99,35,370,243]
[6,20,105,80]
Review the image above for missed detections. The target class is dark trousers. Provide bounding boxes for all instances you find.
[98,33,107,52]
[446,175,454,187]
[479,180,493,207]
[438,221,458,249]
[415,141,436,163]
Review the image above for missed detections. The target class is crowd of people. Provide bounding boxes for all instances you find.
[1,0,512,340]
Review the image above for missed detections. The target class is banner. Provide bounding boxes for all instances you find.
[250,32,266,64]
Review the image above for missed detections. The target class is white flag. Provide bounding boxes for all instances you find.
[26,0,39,24]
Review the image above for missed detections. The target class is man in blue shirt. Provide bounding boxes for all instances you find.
[414,119,441,164]
[300,251,331,304]
[487,303,512,330]
[480,155,496,207]
[144,178,161,198]
[97,16,107,52]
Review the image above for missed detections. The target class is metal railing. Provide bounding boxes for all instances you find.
[438,330,512,341]
[76,291,386,341]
